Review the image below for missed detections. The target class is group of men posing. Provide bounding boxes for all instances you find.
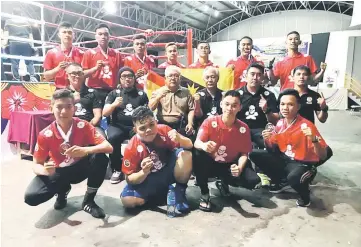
[23,21,332,218]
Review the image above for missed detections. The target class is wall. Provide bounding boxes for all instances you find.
[350,37,361,83]
[210,10,360,42]
[323,30,361,88]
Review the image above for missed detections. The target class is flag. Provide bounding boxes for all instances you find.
[145,68,234,98]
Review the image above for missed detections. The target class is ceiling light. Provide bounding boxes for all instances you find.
[203,5,210,12]
[104,1,117,15]
[214,10,220,17]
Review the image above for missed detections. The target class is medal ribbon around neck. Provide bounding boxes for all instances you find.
[60,46,73,61]
[56,122,73,155]
[99,46,109,60]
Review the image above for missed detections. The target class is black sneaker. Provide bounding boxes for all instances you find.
[296,196,311,207]
[269,182,291,193]
[82,202,105,218]
[82,192,105,218]
[215,180,231,197]
[54,189,70,210]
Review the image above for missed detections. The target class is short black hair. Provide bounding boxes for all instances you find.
[165,42,177,50]
[278,89,301,104]
[247,62,265,73]
[197,41,210,49]
[51,89,74,104]
[240,36,253,44]
[223,90,242,103]
[133,34,147,41]
[287,31,300,37]
[95,23,110,34]
[292,65,311,76]
[132,106,154,124]
[59,21,72,29]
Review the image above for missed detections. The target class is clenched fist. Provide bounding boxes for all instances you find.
[112,97,123,107]
[202,141,217,153]
[168,129,180,143]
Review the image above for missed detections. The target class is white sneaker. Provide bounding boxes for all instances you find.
[110,171,122,184]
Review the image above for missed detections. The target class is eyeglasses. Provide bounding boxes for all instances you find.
[121,75,135,79]
[166,74,180,78]
[69,71,84,77]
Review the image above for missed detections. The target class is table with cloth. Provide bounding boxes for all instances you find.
[7,110,55,157]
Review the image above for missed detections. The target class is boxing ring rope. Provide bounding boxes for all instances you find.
[1,0,194,85]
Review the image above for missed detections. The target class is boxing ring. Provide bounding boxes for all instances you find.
[0,1,194,161]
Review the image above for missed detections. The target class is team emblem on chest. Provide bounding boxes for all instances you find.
[246,105,258,120]
[285,144,295,159]
[75,103,86,116]
[124,104,134,116]
[215,145,227,162]
[100,65,112,79]
[207,106,217,116]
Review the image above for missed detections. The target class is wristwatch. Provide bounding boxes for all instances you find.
[321,105,329,112]
[312,136,320,143]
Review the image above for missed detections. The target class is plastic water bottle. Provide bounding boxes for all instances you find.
[100,116,108,131]
[167,185,176,218]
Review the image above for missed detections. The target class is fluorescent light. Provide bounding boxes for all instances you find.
[104,1,117,15]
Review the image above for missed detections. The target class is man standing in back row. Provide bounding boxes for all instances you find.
[43,22,84,89]
[124,34,155,79]
[158,42,186,69]
[227,36,264,90]
[189,41,217,69]
[82,23,123,104]
[268,31,327,90]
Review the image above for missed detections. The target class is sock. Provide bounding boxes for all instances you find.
[175,182,187,190]
[86,187,98,194]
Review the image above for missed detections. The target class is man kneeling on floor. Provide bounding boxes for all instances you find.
[250,89,329,207]
[24,89,113,218]
[120,106,193,213]
[194,90,261,212]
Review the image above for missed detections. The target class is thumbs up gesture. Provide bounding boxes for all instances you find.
[317,92,327,110]
[259,94,268,113]
[320,62,327,71]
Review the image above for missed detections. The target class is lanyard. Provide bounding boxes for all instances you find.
[60,46,73,61]
[278,115,298,134]
[99,46,109,60]
[135,54,146,65]
[56,122,73,143]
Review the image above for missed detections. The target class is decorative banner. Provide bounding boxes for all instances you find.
[1,82,55,120]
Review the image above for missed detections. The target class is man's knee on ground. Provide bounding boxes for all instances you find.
[121,196,145,208]
[24,192,41,206]
[177,150,192,166]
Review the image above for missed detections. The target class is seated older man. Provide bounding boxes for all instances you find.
[149,65,195,137]
[193,66,223,130]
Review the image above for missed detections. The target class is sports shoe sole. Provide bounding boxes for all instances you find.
[296,200,311,207]
[110,179,121,184]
